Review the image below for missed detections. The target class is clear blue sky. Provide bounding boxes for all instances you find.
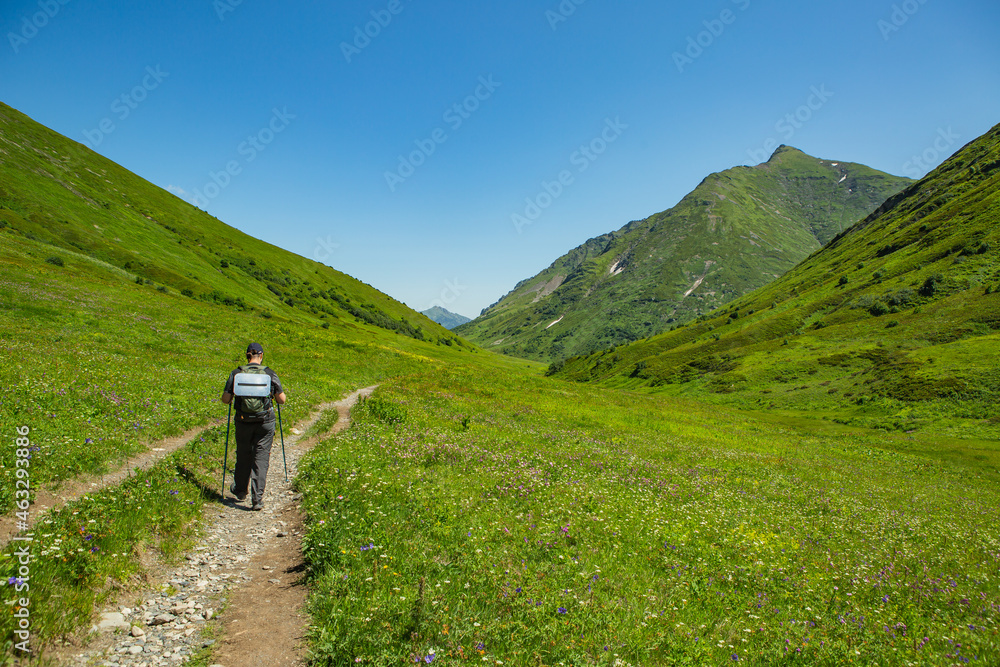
[3,0,999,318]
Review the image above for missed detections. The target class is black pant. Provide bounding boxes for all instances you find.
[233,418,274,505]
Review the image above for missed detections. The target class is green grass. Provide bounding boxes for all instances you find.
[296,365,1000,665]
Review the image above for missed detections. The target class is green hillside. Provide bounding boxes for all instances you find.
[457,147,911,362]
[0,102,465,348]
[555,122,1000,439]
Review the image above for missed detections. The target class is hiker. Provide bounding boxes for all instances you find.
[220,343,287,511]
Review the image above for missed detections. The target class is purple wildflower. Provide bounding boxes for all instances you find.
[557,607,567,614]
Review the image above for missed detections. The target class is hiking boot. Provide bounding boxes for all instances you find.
[251,501,264,511]
[229,483,247,501]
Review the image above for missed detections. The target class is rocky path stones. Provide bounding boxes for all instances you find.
[57,386,376,667]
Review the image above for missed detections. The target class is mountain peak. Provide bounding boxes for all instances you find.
[768,145,805,162]
[422,306,471,330]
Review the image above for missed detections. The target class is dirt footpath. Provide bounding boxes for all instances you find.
[55,386,376,667]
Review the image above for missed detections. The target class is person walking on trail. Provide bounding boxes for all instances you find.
[220,343,287,511]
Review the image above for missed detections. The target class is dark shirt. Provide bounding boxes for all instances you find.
[224,364,284,418]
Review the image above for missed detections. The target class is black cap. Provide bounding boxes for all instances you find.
[246,343,264,355]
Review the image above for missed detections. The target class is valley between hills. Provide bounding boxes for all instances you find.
[2,103,999,665]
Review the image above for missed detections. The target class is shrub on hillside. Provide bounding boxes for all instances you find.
[919,274,944,297]
[45,256,63,267]
[869,300,890,317]
[885,288,914,308]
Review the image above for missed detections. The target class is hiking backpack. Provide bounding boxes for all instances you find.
[233,364,273,419]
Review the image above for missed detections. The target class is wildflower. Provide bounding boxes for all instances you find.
[169,490,179,495]
[731,654,739,662]
[91,546,100,553]
[8,577,25,586]
[557,607,567,614]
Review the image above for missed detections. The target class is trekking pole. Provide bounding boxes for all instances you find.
[277,402,288,481]
[221,402,232,501]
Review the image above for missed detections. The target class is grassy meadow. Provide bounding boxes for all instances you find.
[297,365,1000,665]
[0,230,513,658]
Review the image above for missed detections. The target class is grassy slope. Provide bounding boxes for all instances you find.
[457,147,911,362]
[556,122,1000,440]
[0,101,464,347]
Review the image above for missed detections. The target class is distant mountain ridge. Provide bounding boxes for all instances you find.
[457,146,912,361]
[553,121,1000,438]
[421,306,471,329]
